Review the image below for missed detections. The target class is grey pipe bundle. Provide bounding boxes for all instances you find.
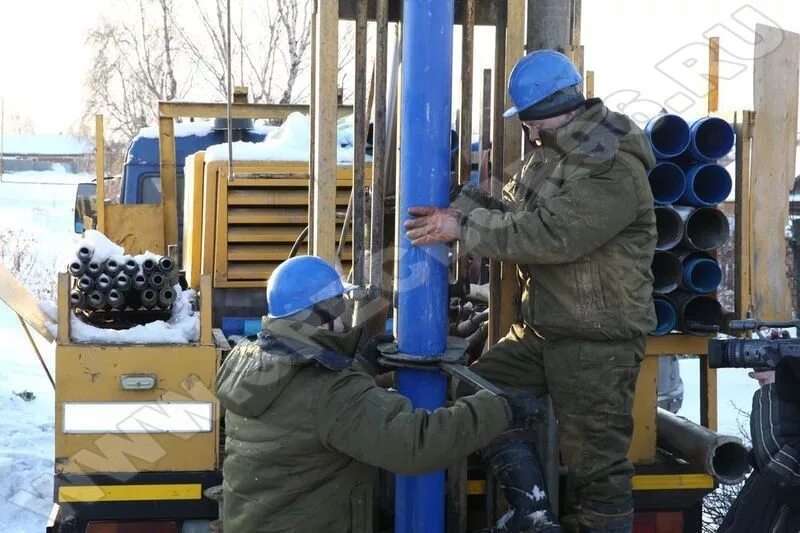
[67,245,179,313]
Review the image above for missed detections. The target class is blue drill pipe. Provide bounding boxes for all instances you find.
[679,163,732,206]
[644,114,690,159]
[674,206,730,251]
[648,161,686,205]
[670,290,723,333]
[679,251,722,293]
[395,0,453,531]
[651,250,682,293]
[686,117,735,162]
[654,206,684,251]
[652,294,677,336]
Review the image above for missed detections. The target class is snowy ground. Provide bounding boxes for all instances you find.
[0,171,87,532]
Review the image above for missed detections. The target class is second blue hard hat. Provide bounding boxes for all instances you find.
[503,50,583,118]
[266,256,356,318]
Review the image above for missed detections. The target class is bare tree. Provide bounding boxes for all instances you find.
[84,0,183,140]
[276,0,313,104]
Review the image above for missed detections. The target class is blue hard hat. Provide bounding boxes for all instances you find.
[503,50,583,118]
[266,256,356,318]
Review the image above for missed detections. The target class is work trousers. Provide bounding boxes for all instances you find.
[469,323,644,512]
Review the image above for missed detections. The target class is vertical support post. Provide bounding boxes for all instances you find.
[360,0,391,337]
[500,0,525,336]
[586,70,595,98]
[456,0,476,283]
[158,114,178,250]
[734,110,755,318]
[708,36,719,114]
[57,272,70,345]
[750,24,799,320]
[308,0,318,254]
[95,115,106,233]
[488,0,507,347]
[352,0,367,286]
[313,0,339,264]
[395,0,454,531]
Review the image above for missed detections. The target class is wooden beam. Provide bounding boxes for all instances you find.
[95,115,105,233]
[158,101,352,120]
[369,0,389,288]
[308,2,318,254]
[586,70,595,98]
[457,0,476,284]
[488,0,507,347]
[750,24,800,320]
[352,0,368,286]
[708,37,719,113]
[734,110,755,318]
[0,263,55,343]
[57,272,70,344]
[500,0,526,337]
[313,0,340,264]
[158,116,179,250]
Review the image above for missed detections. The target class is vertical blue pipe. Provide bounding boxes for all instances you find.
[395,0,454,532]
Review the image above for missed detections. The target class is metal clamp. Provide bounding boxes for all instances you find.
[377,337,503,396]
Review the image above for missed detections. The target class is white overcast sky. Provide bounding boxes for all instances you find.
[0,0,798,134]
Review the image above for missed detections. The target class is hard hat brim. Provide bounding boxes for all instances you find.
[341,281,358,293]
[502,105,519,118]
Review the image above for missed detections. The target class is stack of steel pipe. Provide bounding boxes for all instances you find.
[644,114,733,335]
[67,247,178,313]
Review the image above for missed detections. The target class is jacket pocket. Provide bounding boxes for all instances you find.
[349,483,372,532]
[573,259,606,326]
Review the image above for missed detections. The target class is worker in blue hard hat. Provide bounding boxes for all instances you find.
[406,50,658,532]
[214,255,548,532]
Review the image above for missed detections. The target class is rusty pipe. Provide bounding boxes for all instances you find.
[656,407,749,485]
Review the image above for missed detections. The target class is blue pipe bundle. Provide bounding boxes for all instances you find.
[644,113,733,334]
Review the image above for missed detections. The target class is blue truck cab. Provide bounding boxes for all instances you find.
[122,120,271,210]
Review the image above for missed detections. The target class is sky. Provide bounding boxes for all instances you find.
[0,0,799,135]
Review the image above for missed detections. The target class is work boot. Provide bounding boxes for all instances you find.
[485,432,562,532]
[577,500,633,533]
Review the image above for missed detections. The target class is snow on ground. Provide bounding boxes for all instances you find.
[0,170,86,532]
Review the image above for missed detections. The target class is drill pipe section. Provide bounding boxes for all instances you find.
[651,250,682,293]
[656,407,749,484]
[674,205,730,251]
[654,206,684,251]
[648,161,686,205]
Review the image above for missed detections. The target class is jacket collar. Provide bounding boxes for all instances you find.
[261,315,363,358]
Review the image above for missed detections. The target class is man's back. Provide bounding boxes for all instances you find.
[215,320,510,533]
[217,337,374,532]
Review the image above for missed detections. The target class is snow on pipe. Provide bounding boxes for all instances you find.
[679,163,732,207]
[648,162,686,205]
[68,260,86,277]
[141,289,158,309]
[103,257,122,277]
[158,287,177,307]
[651,250,682,293]
[122,257,139,275]
[656,407,749,484]
[679,251,722,293]
[107,289,126,309]
[77,245,94,263]
[654,206,684,251]
[670,290,723,333]
[673,206,730,251]
[685,117,735,162]
[395,0,453,530]
[651,294,677,336]
[644,114,690,159]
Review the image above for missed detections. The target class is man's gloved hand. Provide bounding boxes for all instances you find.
[355,333,394,376]
[404,207,465,246]
[499,390,547,429]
